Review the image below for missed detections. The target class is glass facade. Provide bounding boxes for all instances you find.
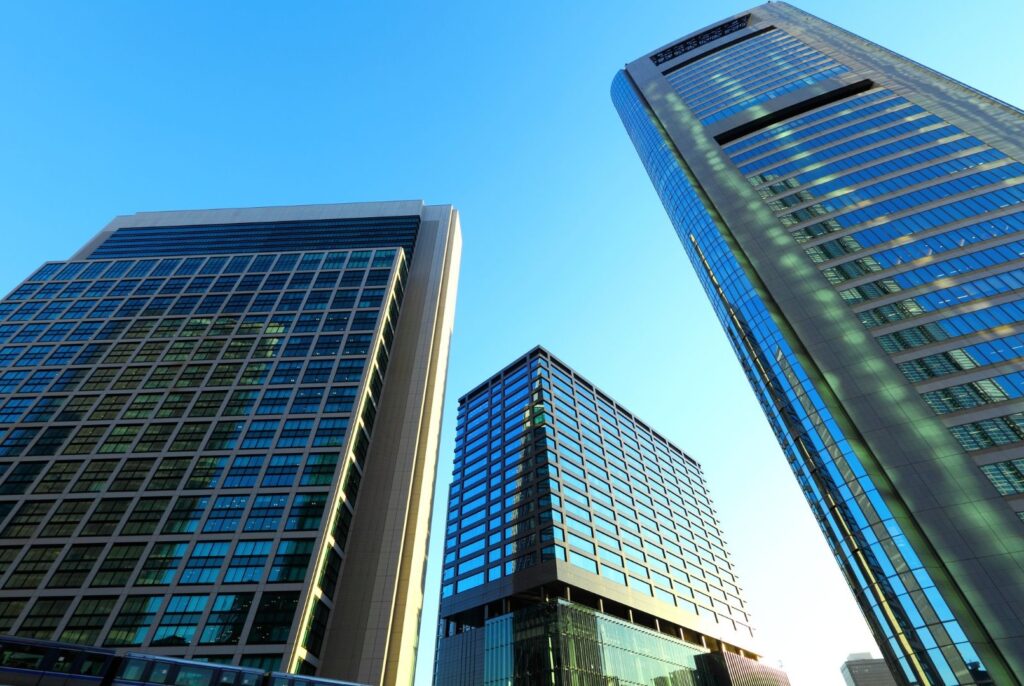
[483,600,705,686]
[615,4,1024,684]
[0,247,403,670]
[0,201,463,686]
[443,349,748,635]
[434,348,788,685]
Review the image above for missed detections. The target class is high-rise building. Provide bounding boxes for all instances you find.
[432,346,789,685]
[613,3,1024,684]
[841,652,899,686]
[0,201,462,686]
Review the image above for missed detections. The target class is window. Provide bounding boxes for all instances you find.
[244,495,288,532]
[224,455,263,488]
[277,419,313,448]
[123,393,161,419]
[242,421,278,449]
[99,425,141,454]
[49,546,104,589]
[92,544,145,587]
[137,542,188,586]
[71,460,117,491]
[81,498,129,536]
[180,542,229,584]
[147,457,190,490]
[313,418,348,447]
[16,597,71,639]
[286,494,326,531]
[186,457,226,489]
[27,426,72,456]
[302,360,333,384]
[1,500,53,537]
[209,363,242,386]
[5,545,61,589]
[269,539,313,582]
[58,597,115,647]
[225,390,259,416]
[247,592,299,644]
[122,498,170,535]
[110,459,155,491]
[256,389,291,415]
[61,426,104,456]
[136,424,174,452]
[170,422,210,451]
[263,454,301,487]
[203,496,249,533]
[176,364,211,388]
[105,596,162,646]
[206,421,244,450]
[33,461,79,494]
[162,497,209,534]
[301,453,338,486]
[190,391,227,417]
[0,462,46,494]
[39,500,90,537]
[270,361,301,384]
[225,540,271,583]
[343,334,372,356]
[199,593,254,645]
[291,388,323,414]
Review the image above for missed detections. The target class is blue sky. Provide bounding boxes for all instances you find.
[2,1,1022,684]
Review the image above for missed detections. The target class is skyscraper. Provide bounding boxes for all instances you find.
[0,201,461,686]
[613,3,1024,684]
[433,346,789,685]
[841,653,899,686]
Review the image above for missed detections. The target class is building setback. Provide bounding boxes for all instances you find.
[433,346,789,685]
[613,3,1024,684]
[0,201,461,686]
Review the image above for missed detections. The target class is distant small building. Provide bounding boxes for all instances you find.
[840,653,897,686]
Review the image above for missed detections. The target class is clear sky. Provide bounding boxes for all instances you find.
[1,1,1022,684]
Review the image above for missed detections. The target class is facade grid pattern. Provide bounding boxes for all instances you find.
[0,247,406,673]
[443,349,750,636]
[612,56,994,683]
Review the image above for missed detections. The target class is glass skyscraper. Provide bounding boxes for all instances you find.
[433,347,789,685]
[613,3,1024,685]
[0,201,461,686]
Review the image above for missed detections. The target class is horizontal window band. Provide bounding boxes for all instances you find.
[714,79,875,146]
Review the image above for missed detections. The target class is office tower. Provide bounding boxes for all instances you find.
[613,2,1024,684]
[433,347,789,685]
[0,201,461,686]
[842,653,899,686]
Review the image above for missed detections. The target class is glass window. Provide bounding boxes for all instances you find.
[39,499,90,537]
[152,594,209,646]
[137,542,188,586]
[268,539,313,582]
[16,596,72,639]
[81,498,129,536]
[122,498,171,535]
[5,545,61,589]
[263,454,301,487]
[285,493,326,530]
[225,540,272,583]
[199,593,254,645]
[244,495,288,532]
[91,543,145,587]
[163,496,210,534]
[203,496,249,533]
[181,542,230,585]
[247,592,299,644]
[60,597,116,644]
[105,595,162,646]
